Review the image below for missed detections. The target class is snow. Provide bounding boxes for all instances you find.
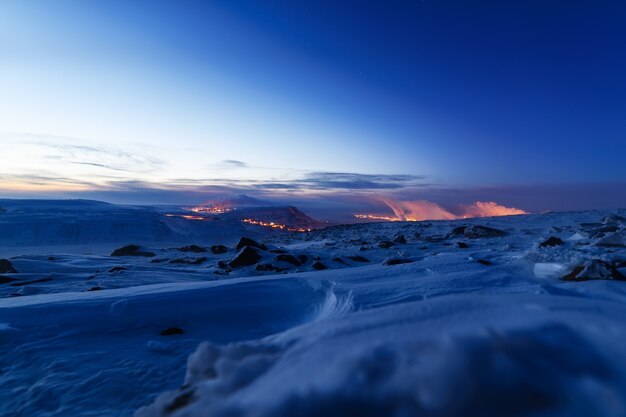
[1,201,626,416]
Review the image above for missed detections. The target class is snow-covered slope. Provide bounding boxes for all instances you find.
[1,206,625,417]
[0,200,322,254]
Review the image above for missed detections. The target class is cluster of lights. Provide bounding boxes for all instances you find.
[242,218,312,232]
[186,206,235,214]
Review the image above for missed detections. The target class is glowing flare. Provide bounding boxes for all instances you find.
[460,201,527,217]
[356,199,528,222]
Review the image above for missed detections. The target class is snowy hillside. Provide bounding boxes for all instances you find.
[1,204,626,417]
[0,200,323,255]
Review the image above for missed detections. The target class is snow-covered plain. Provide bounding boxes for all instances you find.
[1,200,626,416]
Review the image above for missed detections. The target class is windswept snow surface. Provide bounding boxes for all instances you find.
[1,202,626,416]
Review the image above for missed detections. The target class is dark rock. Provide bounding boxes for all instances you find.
[178,245,207,253]
[298,255,308,264]
[111,245,155,257]
[10,277,53,286]
[0,259,17,274]
[464,226,507,239]
[347,256,370,263]
[333,257,348,265]
[392,235,407,244]
[87,286,103,291]
[169,257,208,265]
[160,327,184,336]
[47,257,57,261]
[229,246,262,268]
[595,232,626,248]
[312,261,328,270]
[0,275,18,284]
[275,254,301,266]
[457,242,469,249]
[256,263,285,272]
[236,237,267,251]
[378,241,395,249]
[540,236,564,247]
[269,249,288,254]
[449,226,467,237]
[217,260,230,270]
[151,259,168,263]
[563,260,626,282]
[383,258,413,266]
[477,259,492,266]
[108,266,127,273]
[359,246,369,251]
[210,245,228,254]
[165,390,196,414]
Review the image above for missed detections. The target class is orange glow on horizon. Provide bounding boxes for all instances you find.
[356,200,528,222]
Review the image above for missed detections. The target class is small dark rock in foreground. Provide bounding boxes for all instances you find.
[210,245,228,254]
[563,260,626,281]
[236,237,267,251]
[229,246,262,268]
[0,259,17,274]
[178,245,207,253]
[111,245,156,257]
[540,236,564,247]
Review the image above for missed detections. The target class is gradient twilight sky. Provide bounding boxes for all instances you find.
[1,1,625,213]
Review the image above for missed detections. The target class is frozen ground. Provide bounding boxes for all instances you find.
[1,200,626,416]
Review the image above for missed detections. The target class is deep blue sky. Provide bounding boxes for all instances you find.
[0,0,625,212]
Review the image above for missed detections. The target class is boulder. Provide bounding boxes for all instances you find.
[0,259,17,274]
[256,263,285,272]
[383,258,413,266]
[178,245,207,253]
[378,241,395,249]
[347,256,370,263]
[229,246,262,268]
[477,259,492,266]
[236,237,267,251]
[312,261,328,270]
[464,226,507,239]
[392,235,407,244]
[457,242,469,249]
[111,245,155,257]
[449,226,467,237]
[595,232,626,248]
[275,254,301,266]
[540,236,564,247]
[0,275,18,284]
[169,257,208,265]
[210,245,228,254]
[563,260,626,282]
